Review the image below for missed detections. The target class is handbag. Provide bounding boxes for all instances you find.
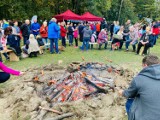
[113,34,123,40]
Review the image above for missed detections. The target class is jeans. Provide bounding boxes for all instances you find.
[68,35,73,45]
[23,36,29,45]
[131,40,138,51]
[125,35,131,50]
[0,72,10,83]
[42,38,49,48]
[82,37,90,51]
[153,35,158,45]
[49,38,59,53]
[126,98,134,115]
[61,37,66,47]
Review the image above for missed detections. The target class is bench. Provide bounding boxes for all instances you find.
[0,50,19,61]
[89,42,98,49]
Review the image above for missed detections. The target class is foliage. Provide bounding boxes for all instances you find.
[0,0,159,22]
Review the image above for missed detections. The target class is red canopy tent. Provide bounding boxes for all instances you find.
[54,10,81,22]
[81,12,103,21]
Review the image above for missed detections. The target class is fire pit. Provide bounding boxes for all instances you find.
[0,62,134,120]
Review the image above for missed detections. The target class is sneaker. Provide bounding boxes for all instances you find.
[56,52,61,54]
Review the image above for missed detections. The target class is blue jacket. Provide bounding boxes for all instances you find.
[31,22,40,35]
[123,64,160,120]
[48,21,60,39]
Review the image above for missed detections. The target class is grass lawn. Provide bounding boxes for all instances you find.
[3,39,160,72]
[1,40,159,120]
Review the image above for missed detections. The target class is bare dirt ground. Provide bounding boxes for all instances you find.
[0,63,134,120]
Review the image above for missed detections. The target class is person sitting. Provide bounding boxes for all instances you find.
[0,61,24,83]
[22,34,40,57]
[111,26,124,50]
[136,27,154,55]
[130,25,139,52]
[118,55,160,120]
[7,27,22,56]
[0,28,9,61]
[97,29,108,50]
[36,35,44,54]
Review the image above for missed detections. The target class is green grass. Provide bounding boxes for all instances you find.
[3,39,160,72]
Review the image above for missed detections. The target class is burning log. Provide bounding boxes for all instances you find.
[84,77,108,94]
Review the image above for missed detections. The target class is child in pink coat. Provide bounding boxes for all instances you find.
[73,26,79,48]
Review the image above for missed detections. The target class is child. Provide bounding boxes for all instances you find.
[73,26,79,48]
[36,35,44,54]
[90,32,97,49]
[0,29,9,61]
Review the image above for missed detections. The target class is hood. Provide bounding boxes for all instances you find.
[139,64,160,80]
[49,21,54,24]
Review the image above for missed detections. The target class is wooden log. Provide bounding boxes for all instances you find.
[45,112,75,120]
[39,106,62,115]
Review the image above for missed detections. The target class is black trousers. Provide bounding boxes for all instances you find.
[80,33,83,42]
[75,38,78,46]
[137,42,151,55]
[111,39,124,50]
[0,72,10,83]
[61,37,66,47]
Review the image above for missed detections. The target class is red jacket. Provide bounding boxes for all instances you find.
[40,25,48,38]
[152,26,159,35]
[60,25,67,37]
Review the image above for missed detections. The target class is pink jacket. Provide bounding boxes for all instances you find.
[97,31,108,44]
[73,30,78,38]
[0,62,20,76]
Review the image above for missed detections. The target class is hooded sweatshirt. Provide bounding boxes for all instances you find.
[123,64,160,120]
[82,27,92,38]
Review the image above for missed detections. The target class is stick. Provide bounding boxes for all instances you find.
[46,112,75,120]
[39,106,62,115]
[84,77,108,94]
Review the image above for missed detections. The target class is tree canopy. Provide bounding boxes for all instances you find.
[0,0,159,23]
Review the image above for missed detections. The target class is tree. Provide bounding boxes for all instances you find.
[107,0,138,24]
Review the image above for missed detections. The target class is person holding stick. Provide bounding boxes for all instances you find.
[118,55,160,120]
[0,62,24,83]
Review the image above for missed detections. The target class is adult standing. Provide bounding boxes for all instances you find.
[68,23,74,46]
[78,22,84,42]
[60,22,67,47]
[96,22,101,36]
[31,19,40,37]
[48,18,60,54]
[20,19,31,45]
[40,21,49,49]
[152,21,159,45]
[81,24,92,51]
[110,21,115,41]
[119,55,160,120]
[123,20,131,51]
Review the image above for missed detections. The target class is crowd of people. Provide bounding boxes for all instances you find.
[0,18,160,61]
[0,17,160,120]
